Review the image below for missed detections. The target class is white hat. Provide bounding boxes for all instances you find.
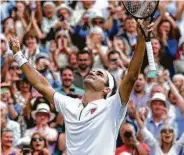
[119,152,131,155]
[31,103,55,122]
[149,93,168,108]
[90,10,105,22]
[43,1,56,8]
[56,4,72,16]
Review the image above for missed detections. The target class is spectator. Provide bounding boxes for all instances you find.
[73,50,92,89]
[57,66,84,98]
[172,74,184,91]
[0,101,21,146]
[30,132,51,155]
[107,50,125,85]
[23,103,58,154]
[130,74,149,109]
[146,93,173,138]
[119,16,138,56]
[136,113,184,155]
[35,53,61,89]
[115,123,149,155]
[1,128,20,155]
[68,51,78,71]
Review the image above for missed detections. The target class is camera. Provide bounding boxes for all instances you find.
[124,131,132,138]
[58,14,65,21]
[22,147,32,155]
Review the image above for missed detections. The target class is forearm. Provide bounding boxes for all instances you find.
[7,104,18,119]
[119,34,145,103]
[168,79,184,115]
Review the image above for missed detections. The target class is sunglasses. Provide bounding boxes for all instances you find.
[93,20,104,25]
[161,129,173,133]
[9,66,19,70]
[32,137,44,142]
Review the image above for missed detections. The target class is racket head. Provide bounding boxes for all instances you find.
[122,0,159,19]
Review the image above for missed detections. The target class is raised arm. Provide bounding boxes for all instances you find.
[119,21,153,104]
[9,38,55,104]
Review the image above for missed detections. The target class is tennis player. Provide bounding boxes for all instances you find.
[9,21,153,155]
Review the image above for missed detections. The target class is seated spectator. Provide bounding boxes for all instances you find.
[22,103,58,154]
[57,66,84,98]
[30,132,51,155]
[1,128,20,155]
[115,123,150,155]
[0,101,21,146]
[68,50,78,71]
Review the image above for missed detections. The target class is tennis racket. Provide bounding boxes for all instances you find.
[122,0,159,71]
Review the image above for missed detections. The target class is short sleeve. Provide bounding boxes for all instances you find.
[53,92,80,117]
[106,89,127,119]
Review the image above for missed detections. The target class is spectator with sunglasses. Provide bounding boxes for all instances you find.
[136,111,184,155]
[30,132,51,155]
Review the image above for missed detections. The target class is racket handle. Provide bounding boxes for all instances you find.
[145,41,156,71]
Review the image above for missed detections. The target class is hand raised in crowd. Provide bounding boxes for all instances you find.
[9,37,21,54]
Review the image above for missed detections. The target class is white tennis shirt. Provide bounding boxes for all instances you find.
[54,90,127,155]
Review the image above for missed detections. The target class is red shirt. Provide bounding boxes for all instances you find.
[115,143,150,155]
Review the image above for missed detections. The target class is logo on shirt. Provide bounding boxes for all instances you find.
[90,108,97,114]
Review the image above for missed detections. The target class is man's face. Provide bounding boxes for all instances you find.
[78,53,91,70]
[134,74,145,93]
[35,112,50,126]
[25,37,37,48]
[84,69,108,92]
[92,18,104,27]
[1,131,13,147]
[151,100,166,117]
[61,69,74,88]
[124,18,137,33]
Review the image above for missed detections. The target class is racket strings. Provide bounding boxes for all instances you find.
[124,1,157,18]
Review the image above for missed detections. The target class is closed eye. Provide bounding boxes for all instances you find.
[96,71,104,77]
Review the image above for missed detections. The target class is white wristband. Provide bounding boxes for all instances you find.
[13,51,28,67]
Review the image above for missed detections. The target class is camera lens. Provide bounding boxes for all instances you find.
[124,131,132,138]
[59,14,64,21]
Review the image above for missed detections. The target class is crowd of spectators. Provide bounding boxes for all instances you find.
[0,0,184,155]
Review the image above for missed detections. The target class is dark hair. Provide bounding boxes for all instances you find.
[59,66,74,75]
[107,50,121,60]
[22,30,39,45]
[77,49,91,57]
[30,132,48,150]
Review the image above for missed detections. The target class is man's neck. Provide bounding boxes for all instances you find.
[82,90,103,105]
[134,90,145,98]
[152,115,162,123]
[126,31,137,37]
[78,68,90,77]
[63,85,72,94]
[162,143,172,153]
